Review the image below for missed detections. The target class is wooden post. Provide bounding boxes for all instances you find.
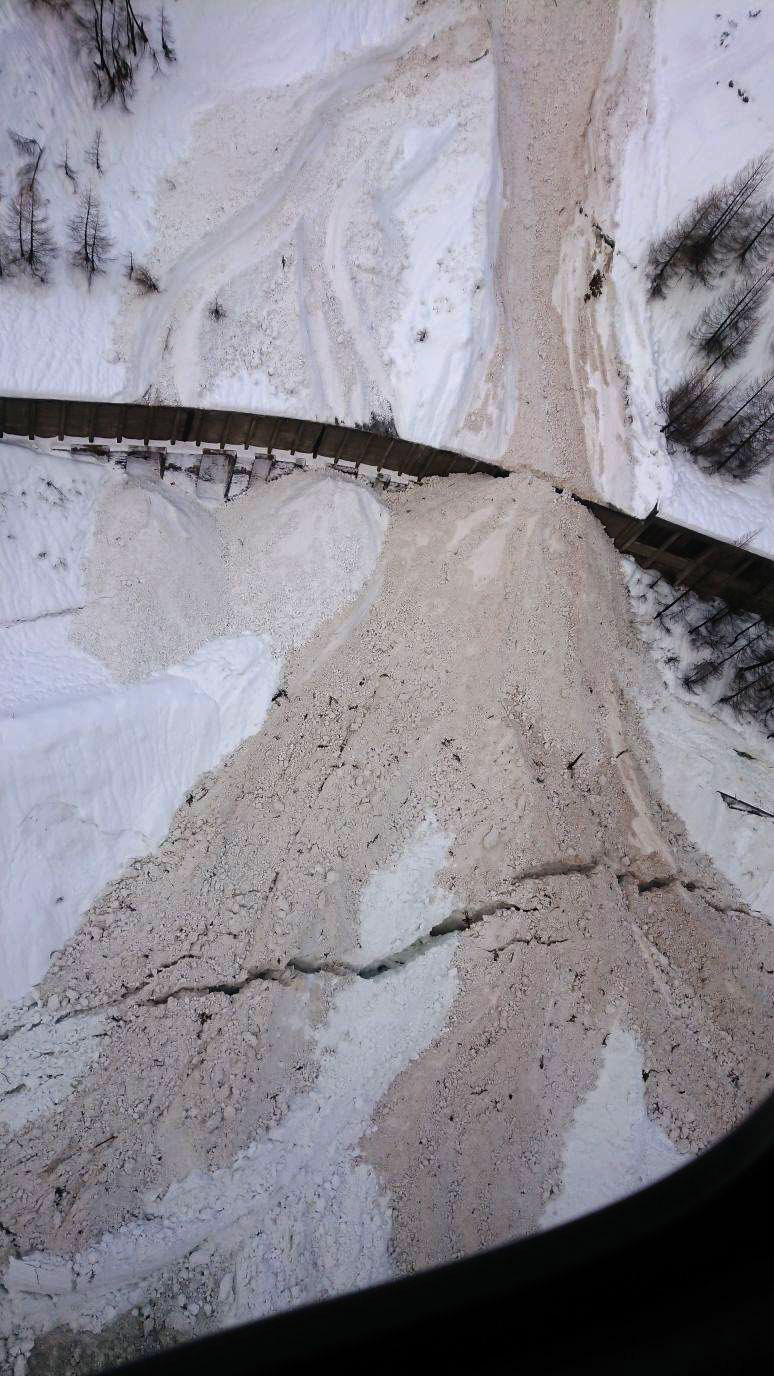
[0,397,6,438]
[116,404,126,444]
[88,403,97,444]
[267,417,283,457]
[170,406,180,445]
[332,431,348,466]
[219,412,232,450]
[28,399,35,440]
[377,437,396,476]
[58,401,66,441]
[289,418,303,455]
[415,447,434,483]
[143,406,151,447]
[244,415,258,451]
[312,424,326,459]
[394,440,409,477]
[358,432,375,469]
[194,409,205,447]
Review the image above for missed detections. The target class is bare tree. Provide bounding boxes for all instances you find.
[69,186,113,284]
[690,266,773,366]
[729,197,774,269]
[647,154,771,295]
[126,252,160,292]
[0,179,8,281]
[56,140,79,193]
[691,374,774,479]
[5,131,57,280]
[160,6,176,62]
[85,128,104,174]
[72,0,158,107]
[661,372,731,449]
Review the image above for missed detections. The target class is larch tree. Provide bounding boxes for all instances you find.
[69,186,113,284]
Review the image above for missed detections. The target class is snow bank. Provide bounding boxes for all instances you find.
[606,1,774,554]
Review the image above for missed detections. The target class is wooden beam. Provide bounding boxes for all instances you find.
[615,504,659,552]
[641,530,681,570]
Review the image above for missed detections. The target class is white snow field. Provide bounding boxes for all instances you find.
[0,443,386,1000]
[0,0,512,457]
[589,1,774,555]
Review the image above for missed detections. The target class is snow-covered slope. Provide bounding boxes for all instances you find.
[0,0,512,457]
[625,556,774,917]
[0,445,386,1000]
[601,1,774,554]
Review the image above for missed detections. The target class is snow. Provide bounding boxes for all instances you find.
[0,445,386,1001]
[0,1012,106,1134]
[0,820,459,1339]
[541,1026,687,1229]
[605,1,774,555]
[343,813,455,965]
[1,635,280,1000]
[625,557,774,917]
[0,0,509,457]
